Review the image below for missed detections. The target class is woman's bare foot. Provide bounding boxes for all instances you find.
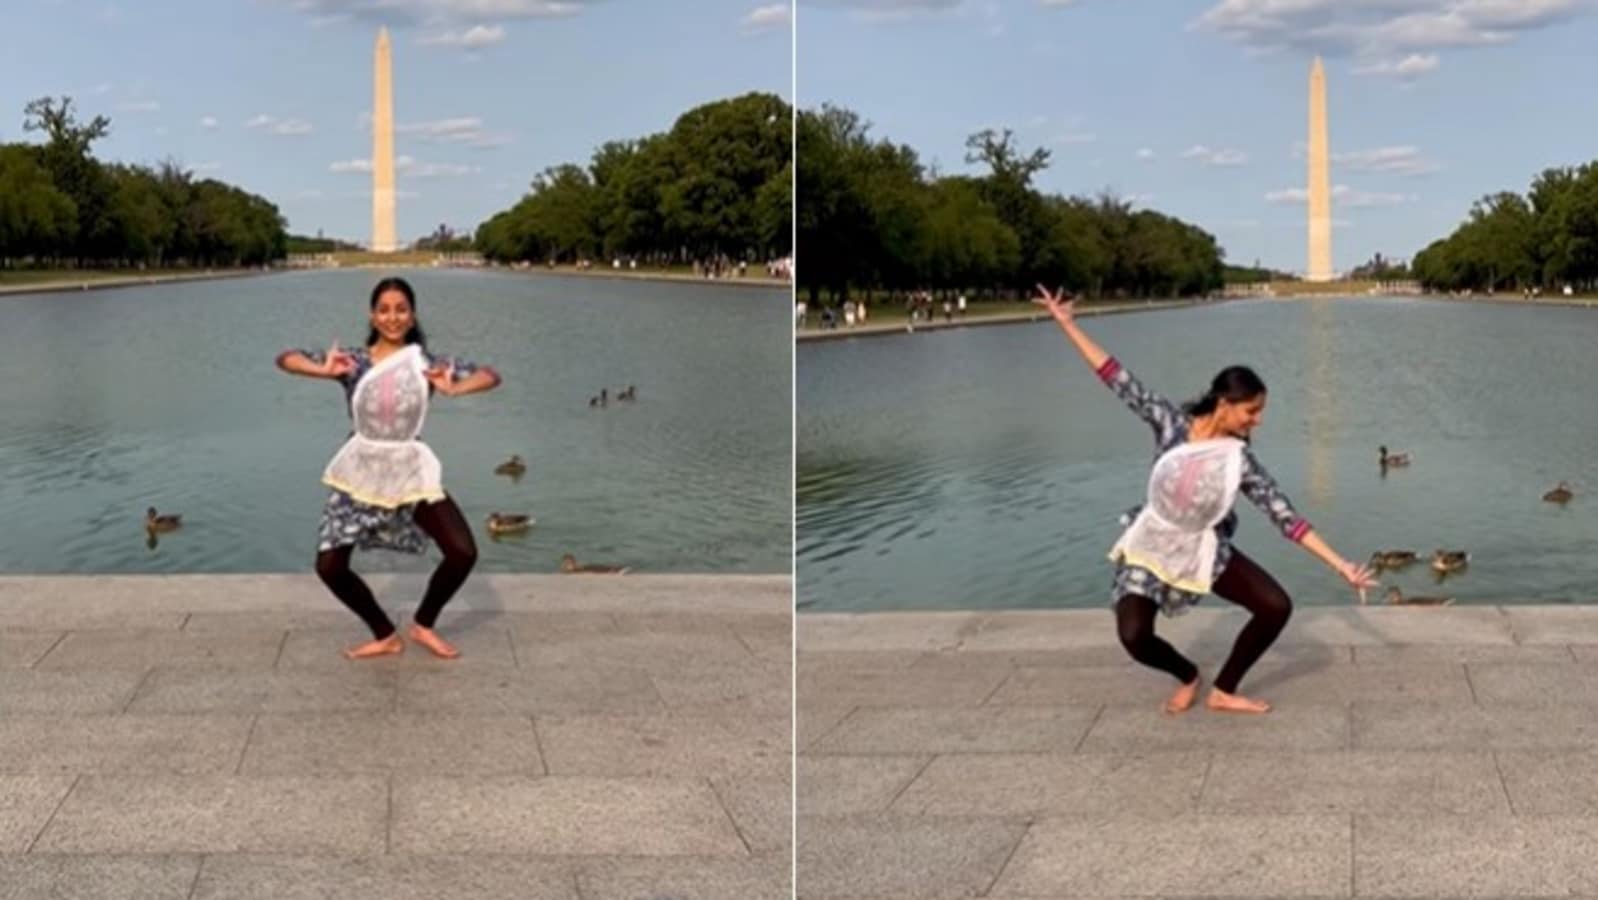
[407,623,460,660]
[1164,675,1201,715]
[343,633,404,660]
[1206,688,1271,714]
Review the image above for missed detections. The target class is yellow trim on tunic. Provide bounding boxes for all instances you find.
[1110,547,1213,594]
[321,476,446,510]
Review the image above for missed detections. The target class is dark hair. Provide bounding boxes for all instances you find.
[366,277,427,348]
[1183,365,1266,416]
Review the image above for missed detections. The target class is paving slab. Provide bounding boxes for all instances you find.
[797,814,1028,899]
[890,752,1207,818]
[238,713,543,776]
[797,756,930,817]
[1354,815,1598,897]
[390,776,748,856]
[0,775,76,852]
[990,815,1352,897]
[34,775,388,854]
[810,706,1101,755]
[191,854,578,900]
[0,715,253,775]
[0,855,200,900]
[537,712,788,779]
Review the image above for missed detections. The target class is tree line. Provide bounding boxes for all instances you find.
[796,105,1226,305]
[0,97,287,269]
[474,92,792,267]
[1413,162,1598,293]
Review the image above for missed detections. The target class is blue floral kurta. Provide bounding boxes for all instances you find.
[1097,357,1311,615]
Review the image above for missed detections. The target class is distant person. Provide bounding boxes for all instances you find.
[943,298,953,322]
[275,277,502,661]
[843,299,857,327]
[1032,284,1375,715]
[796,299,808,328]
[958,294,967,318]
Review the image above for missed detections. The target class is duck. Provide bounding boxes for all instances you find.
[1378,445,1412,468]
[145,507,182,533]
[485,513,533,536]
[1430,550,1470,574]
[494,455,526,478]
[1386,586,1454,607]
[1369,550,1418,572]
[1543,481,1574,504]
[560,553,629,574]
[617,385,637,401]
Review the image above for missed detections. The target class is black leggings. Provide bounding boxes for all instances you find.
[314,496,479,639]
[1115,550,1293,694]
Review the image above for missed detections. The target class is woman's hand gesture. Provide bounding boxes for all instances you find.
[322,342,355,378]
[1032,284,1075,325]
[1337,559,1380,605]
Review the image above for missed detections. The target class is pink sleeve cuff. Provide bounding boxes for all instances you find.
[1287,519,1311,543]
[1096,357,1122,383]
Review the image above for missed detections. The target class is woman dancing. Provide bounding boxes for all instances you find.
[1034,286,1375,713]
[276,277,501,660]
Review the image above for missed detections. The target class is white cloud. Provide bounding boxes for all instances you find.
[359,114,513,149]
[192,161,222,172]
[1053,132,1097,145]
[330,155,481,178]
[199,116,219,130]
[278,0,588,27]
[742,3,790,33]
[1181,144,1248,166]
[1135,147,1155,160]
[418,24,506,47]
[1265,184,1414,207]
[246,114,314,136]
[117,99,160,113]
[1291,141,1441,176]
[1353,52,1440,78]
[804,0,963,23]
[1193,0,1587,59]
[1334,145,1441,176]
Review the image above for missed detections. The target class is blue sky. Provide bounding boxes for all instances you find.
[2,0,792,245]
[799,0,1597,275]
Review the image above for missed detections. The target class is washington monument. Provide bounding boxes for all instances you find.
[371,27,397,253]
[1306,56,1332,281]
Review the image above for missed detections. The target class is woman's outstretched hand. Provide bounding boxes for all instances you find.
[425,363,457,395]
[322,342,355,378]
[1337,559,1380,604]
[1032,284,1075,324]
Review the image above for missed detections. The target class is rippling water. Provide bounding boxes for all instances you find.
[0,269,792,574]
[798,297,1598,610]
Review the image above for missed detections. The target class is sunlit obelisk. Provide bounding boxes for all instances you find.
[371,27,397,253]
[1306,56,1332,281]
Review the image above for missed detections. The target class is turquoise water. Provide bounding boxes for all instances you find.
[798,297,1598,610]
[0,269,792,574]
